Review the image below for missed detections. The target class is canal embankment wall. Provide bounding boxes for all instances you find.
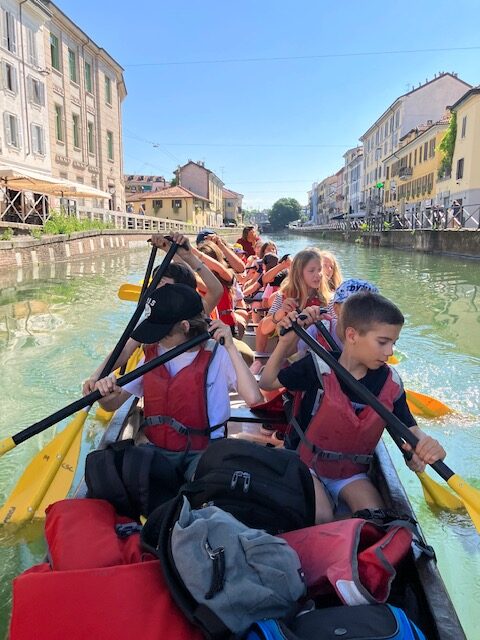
[0,229,237,272]
[289,228,480,259]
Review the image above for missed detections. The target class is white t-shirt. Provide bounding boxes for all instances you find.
[123,343,237,437]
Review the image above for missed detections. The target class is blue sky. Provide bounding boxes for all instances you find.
[58,0,480,210]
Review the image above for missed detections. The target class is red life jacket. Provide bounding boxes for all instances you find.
[311,315,337,352]
[143,340,219,452]
[216,283,236,326]
[10,499,203,640]
[297,353,402,478]
[280,518,412,605]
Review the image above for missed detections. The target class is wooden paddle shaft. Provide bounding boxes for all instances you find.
[12,331,210,446]
[291,323,454,482]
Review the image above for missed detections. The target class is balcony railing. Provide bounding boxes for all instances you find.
[399,166,413,180]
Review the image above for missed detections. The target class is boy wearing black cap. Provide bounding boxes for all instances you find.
[94,284,262,481]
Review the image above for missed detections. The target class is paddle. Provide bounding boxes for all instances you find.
[0,331,211,524]
[287,322,480,533]
[310,320,462,509]
[118,283,142,302]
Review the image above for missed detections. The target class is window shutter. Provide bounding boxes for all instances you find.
[39,80,45,105]
[6,11,16,54]
[16,118,22,149]
[4,112,12,145]
[1,11,8,50]
[12,65,17,93]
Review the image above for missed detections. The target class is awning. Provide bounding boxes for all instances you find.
[330,213,345,220]
[0,164,110,199]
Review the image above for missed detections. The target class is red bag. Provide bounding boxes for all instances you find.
[280,518,412,605]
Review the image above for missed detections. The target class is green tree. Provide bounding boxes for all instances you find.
[269,198,301,230]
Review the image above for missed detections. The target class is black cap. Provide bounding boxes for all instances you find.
[131,284,204,344]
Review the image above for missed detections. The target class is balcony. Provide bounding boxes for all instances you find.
[399,166,413,180]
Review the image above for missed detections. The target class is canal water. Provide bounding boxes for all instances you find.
[0,234,479,638]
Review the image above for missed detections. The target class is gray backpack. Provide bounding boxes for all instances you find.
[142,495,306,638]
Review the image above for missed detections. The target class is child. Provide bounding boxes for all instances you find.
[259,248,331,341]
[82,232,222,395]
[259,292,446,524]
[320,250,343,295]
[93,283,262,481]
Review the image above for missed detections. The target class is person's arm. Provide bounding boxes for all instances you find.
[260,294,297,336]
[259,315,300,390]
[150,233,223,314]
[82,338,139,395]
[209,320,263,406]
[211,235,245,273]
[261,258,292,285]
[197,249,233,284]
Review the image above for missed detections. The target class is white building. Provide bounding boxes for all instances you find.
[343,146,364,217]
[359,72,471,215]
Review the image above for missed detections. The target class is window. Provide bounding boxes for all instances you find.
[429,138,436,158]
[4,112,21,148]
[104,74,112,105]
[68,48,77,83]
[54,103,64,142]
[386,166,390,180]
[50,33,60,71]
[414,149,417,165]
[87,120,95,154]
[418,146,422,163]
[72,113,80,148]
[31,123,45,155]
[408,152,412,167]
[84,60,93,93]
[152,199,163,209]
[2,10,17,54]
[461,116,467,138]
[456,158,464,180]
[395,111,400,129]
[26,27,38,65]
[172,199,182,208]
[2,60,17,93]
[106,130,113,160]
[27,76,45,106]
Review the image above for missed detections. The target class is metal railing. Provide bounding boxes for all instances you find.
[295,204,480,233]
[76,206,207,234]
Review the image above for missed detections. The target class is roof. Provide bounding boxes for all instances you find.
[450,85,480,111]
[360,73,471,140]
[126,185,210,203]
[223,188,244,199]
[177,160,224,185]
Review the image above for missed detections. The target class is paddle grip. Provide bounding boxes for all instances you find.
[12,332,211,447]
[291,323,455,483]
[99,242,179,379]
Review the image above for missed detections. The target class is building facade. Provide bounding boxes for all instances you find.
[343,146,364,217]
[0,0,52,174]
[435,87,480,227]
[359,72,471,215]
[383,118,448,223]
[124,174,167,196]
[43,1,126,210]
[222,187,243,224]
[126,185,210,223]
[177,160,224,227]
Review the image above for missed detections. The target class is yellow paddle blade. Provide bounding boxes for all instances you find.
[118,283,141,302]
[34,421,84,519]
[94,406,114,422]
[387,355,399,365]
[447,474,480,533]
[0,410,88,525]
[0,436,15,457]
[416,471,464,510]
[406,389,453,418]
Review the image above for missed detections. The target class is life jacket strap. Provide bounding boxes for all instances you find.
[142,415,220,437]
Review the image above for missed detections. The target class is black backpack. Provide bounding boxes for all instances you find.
[85,440,183,519]
[183,438,315,534]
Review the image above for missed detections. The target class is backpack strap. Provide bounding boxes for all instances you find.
[122,445,156,517]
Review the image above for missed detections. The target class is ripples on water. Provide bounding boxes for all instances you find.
[0,238,479,639]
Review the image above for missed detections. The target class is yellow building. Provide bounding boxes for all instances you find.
[126,186,210,223]
[176,160,224,227]
[435,87,480,226]
[222,188,243,224]
[383,117,448,220]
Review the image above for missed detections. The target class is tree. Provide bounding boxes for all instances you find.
[269,198,301,230]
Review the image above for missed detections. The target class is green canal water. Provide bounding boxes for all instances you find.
[0,234,479,638]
